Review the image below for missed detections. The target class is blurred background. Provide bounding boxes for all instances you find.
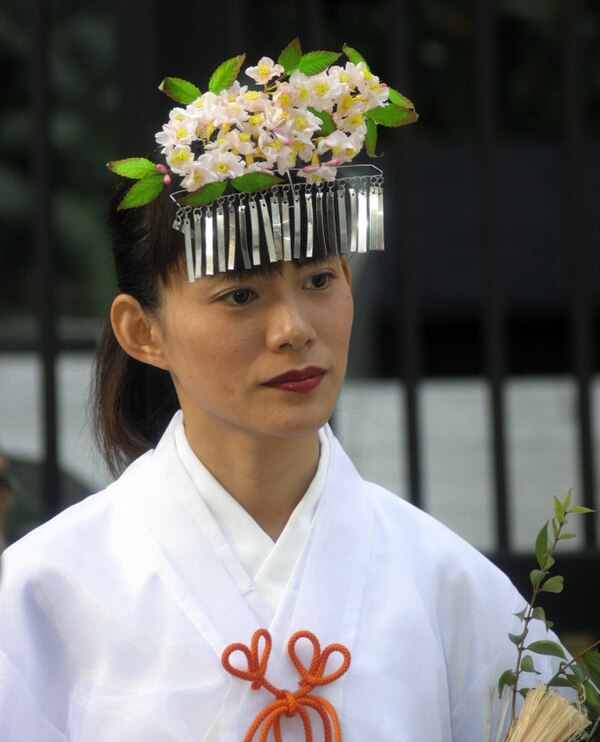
[0,0,598,637]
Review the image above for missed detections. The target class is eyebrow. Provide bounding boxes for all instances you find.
[212,257,336,284]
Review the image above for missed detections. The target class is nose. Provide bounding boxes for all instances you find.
[265,297,317,352]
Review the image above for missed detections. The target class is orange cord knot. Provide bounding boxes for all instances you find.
[222,628,351,742]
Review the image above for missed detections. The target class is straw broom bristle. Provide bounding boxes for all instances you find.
[504,685,590,742]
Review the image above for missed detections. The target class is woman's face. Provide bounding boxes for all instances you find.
[151,256,353,447]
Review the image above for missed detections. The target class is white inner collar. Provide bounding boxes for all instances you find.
[174,417,329,612]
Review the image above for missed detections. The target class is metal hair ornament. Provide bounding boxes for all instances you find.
[107,38,418,279]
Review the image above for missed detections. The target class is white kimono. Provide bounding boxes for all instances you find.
[0,414,559,741]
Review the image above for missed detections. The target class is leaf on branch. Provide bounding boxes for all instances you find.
[117,174,164,209]
[298,50,341,76]
[180,181,227,206]
[559,532,577,540]
[527,640,566,659]
[530,568,547,588]
[388,87,415,110]
[159,77,201,105]
[509,629,528,646]
[498,669,517,698]
[532,606,554,631]
[107,157,158,179]
[583,680,600,714]
[541,575,564,593]
[342,43,367,66]
[520,655,540,674]
[209,54,246,94]
[535,522,549,569]
[582,651,600,686]
[278,38,302,74]
[365,104,418,127]
[569,505,595,514]
[365,118,379,157]
[230,172,282,193]
[554,495,566,523]
[571,662,589,685]
[564,489,573,511]
[308,107,335,135]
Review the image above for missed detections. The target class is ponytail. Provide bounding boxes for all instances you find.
[93,178,183,475]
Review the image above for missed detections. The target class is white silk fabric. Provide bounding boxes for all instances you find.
[0,414,560,741]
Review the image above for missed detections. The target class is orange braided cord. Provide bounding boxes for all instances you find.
[221,628,351,742]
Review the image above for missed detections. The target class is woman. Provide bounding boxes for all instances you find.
[0,44,561,740]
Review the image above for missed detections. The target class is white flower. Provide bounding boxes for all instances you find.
[180,163,218,192]
[245,56,284,85]
[164,145,194,175]
[155,113,197,148]
[198,150,245,181]
[317,130,362,163]
[298,163,338,183]
[305,71,343,112]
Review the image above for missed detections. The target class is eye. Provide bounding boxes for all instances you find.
[221,287,257,305]
[304,271,334,290]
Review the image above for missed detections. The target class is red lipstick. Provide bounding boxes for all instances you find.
[262,366,326,393]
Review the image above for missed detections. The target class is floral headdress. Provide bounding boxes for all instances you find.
[107,39,417,280]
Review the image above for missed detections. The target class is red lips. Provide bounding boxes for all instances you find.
[263,366,326,393]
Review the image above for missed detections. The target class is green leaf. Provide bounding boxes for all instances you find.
[548,676,575,688]
[569,505,595,514]
[388,87,415,110]
[554,495,566,523]
[298,50,341,76]
[527,640,566,659]
[564,489,573,511]
[107,157,158,179]
[551,518,560,539]
[583,680,600,714]
[117,174,164,209]
[541,575,564,593]
[520,655,540,674]
[571,662,589,685]
[159,77,202,105]
[514,606,527,621]
[498,669,517,698]
[365,118,379,157]
[209,54,246,95]
[530,568,547,587]
[230,172,283,194]
[365,104,419,127]
[509,629,528,646]
[535,522,549,569]
[180,181,227,206]
[308,107,335,135]
[278,38,302,74]
[532,606,554,631]
[342,43,367,66]
[558,532,577,540]
[582,651,600,686]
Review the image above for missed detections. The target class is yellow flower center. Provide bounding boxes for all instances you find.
[339,72,350,83]
[249,113,264,125]
[348,113,365,127]
[176,127,188,139]
[171,149,190,164]
[279,92,292,107]
[239,132,251,142]
[216,162,229,173]
[258,64,270,78]
[299,87,309,101]
[294,116,307,130]
[245,90,260,101]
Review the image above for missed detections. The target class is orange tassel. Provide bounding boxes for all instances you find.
[222,628,351,742]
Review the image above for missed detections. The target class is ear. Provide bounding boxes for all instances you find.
[341,256,352,287]
[110,294,169,370]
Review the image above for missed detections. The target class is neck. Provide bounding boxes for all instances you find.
[184,422,321,540]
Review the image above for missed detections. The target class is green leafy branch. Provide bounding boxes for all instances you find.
[497,490,598,737]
